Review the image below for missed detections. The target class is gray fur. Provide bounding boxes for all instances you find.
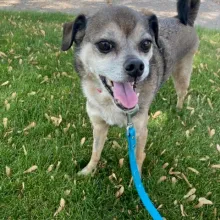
[61,3,200,175]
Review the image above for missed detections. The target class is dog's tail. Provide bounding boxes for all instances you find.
[177,0,200,26]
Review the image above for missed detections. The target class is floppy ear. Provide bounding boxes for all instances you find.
[61,15,87,51]
[148,14,160,48]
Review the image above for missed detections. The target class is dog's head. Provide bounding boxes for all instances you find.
[61,6,159,110]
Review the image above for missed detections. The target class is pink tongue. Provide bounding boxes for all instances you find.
[113,82,138,109]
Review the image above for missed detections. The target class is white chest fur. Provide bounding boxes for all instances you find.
[82,79,126,127]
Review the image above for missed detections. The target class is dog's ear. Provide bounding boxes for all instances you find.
[141,10,160,48]
[148,14,160,48]
[61,15,87,51]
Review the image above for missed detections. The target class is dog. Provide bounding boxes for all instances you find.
[61,0,200,175]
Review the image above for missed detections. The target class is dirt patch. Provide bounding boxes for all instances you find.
[0,0,219,29]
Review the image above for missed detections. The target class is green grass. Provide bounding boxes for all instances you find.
[0,10,220,219]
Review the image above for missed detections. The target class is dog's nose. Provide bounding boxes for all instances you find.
[124,58,145,78]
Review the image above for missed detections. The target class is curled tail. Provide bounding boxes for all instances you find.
[177,0,200,26]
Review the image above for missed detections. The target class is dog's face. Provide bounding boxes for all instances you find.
[62,6,159,110]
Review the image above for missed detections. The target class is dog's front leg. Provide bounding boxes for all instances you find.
[133,113,148,175]
[78,118,109,175]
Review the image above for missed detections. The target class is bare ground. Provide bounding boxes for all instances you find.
[0,0,220,29]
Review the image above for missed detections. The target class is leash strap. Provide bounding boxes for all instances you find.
[126,125,163,220]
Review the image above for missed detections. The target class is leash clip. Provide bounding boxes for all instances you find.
[125,105,139,136]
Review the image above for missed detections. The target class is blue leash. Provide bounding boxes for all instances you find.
[125,107,163,220]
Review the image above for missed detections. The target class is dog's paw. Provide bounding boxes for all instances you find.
[77,167,93,176]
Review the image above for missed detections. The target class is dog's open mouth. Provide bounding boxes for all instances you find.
[99,76,138,110]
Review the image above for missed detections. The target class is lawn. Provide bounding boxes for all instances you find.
[0,10,220,219]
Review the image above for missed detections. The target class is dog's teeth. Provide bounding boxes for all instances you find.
[137,93,140,97]
[115,99,120,104]
[106,78,112,87]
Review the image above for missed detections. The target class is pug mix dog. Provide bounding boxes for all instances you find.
[61,0,200,175]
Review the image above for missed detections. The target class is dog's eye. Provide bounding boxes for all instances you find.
[96,41,114,54]
[140,40,152,53]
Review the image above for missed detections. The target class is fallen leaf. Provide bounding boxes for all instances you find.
[211,164,220,169]
[80,137,86,146]
[112,140,121,148]
[216,144,220,153]
[54,198,65,216]
[64,190,71,196]
[64,174,71,180]
[115,185,124,198]
[28,91,36,96]
[40,76,49,84]
[200,63,204,69]
[187,106,194,111]
[128,177,133,188]
[0,51,7,57]
[157,176,167,184]
[162,162,169,169]
[21,182,25,193]
[180,204,187,216]
[47,164,54,172]
[1,81,9,86]
[206,192,212,197]
[4,100,10,111]
[23,165,38,174]
[3,118,8,129]
[169,167,181,175]
[157,204,163,210]
[44,113,50,121]
[181,173,193,188]
[184,188,196,199]
[19,59,22,65]
[172,177,177,185]
[22,145,27,156]
[208,127,215,138]
[213,72,219,78]
[214,208,217,217]
[195,197,213,208]
[23,122,36,131]
[119,158,124,168]
[210,40,217,45]
[207,98,213,110]
[63,123,70,133]
[6,166,11,177]
[186,130,190,138]
[40,30,46,37]
[8,66,13,72]
[199,156,210,161]
[152,111,162,119]
[190,109,195,116]
[11,92,17,99]
[109,173,117,182]
[187,95,191,106]
[160,149,166,155]
[186,194,196,202]
[56,161,61,170]
[188,167,199,175]
[50,115,62,126]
